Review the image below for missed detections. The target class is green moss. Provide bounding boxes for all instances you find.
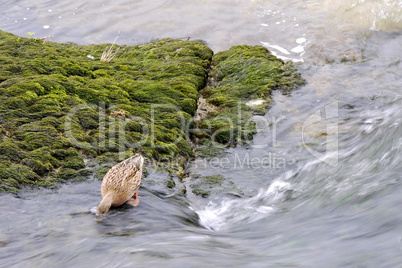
[0,164,42,192]
[196,45,305,148]
[179,98,197,114]
[21,158,51,176]
[192,188,211,198]
[0,140,25,161]
[195,140,226,158]
[27,147,62,168]
[51,147,79,159]
[62,156,85,170]
[203,175,225,184]
[190,174,241,198]
[166,177,176,189]
[57,168,78,181]
[93,164,112,180]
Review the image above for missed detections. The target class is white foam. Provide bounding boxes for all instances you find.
[245,99,265,107]
[291,45,304,54]
[261,40,307,62]
[261,42,290,55]
[296,37,307,44]
[90,206,99,215]
[196,180,293,231]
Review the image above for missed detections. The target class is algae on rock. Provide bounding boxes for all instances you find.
[190,174,242,198]
[0,30,213,192]
[193,45,306,154]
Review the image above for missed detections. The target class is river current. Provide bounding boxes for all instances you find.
[1,1,402,267]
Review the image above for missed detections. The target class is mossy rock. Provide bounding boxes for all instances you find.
[21,158,52,176]
[0,30,214,192]
[0,30,305,193]
[195,45,305,151]
[62,156,85,170]
[0,140,25,161]
[57,168,79,181]
[0,164,42,193]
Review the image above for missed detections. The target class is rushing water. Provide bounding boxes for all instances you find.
[1,1,402,267]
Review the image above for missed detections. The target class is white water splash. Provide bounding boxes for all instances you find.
[261,37,308,62]
[245,99,265,107]
[196,180,294,231]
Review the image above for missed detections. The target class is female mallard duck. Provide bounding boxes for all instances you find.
[97,153,144,214]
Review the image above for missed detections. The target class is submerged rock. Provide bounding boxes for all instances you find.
[0,30,305,193]
[190,174,242,198]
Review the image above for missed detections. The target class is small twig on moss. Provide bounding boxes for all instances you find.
[101,32,121,62]
[40,34,54,44]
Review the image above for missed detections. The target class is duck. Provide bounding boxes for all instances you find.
[97,153,144,214]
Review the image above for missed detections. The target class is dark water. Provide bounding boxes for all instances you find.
[1,1,402,267]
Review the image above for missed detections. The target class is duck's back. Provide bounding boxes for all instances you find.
[101,156,143,207]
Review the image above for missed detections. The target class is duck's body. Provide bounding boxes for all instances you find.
[97,153,144,214]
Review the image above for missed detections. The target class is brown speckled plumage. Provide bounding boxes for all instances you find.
[97,153,144,214]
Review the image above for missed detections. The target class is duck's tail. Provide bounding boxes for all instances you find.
[97,194,112,214]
